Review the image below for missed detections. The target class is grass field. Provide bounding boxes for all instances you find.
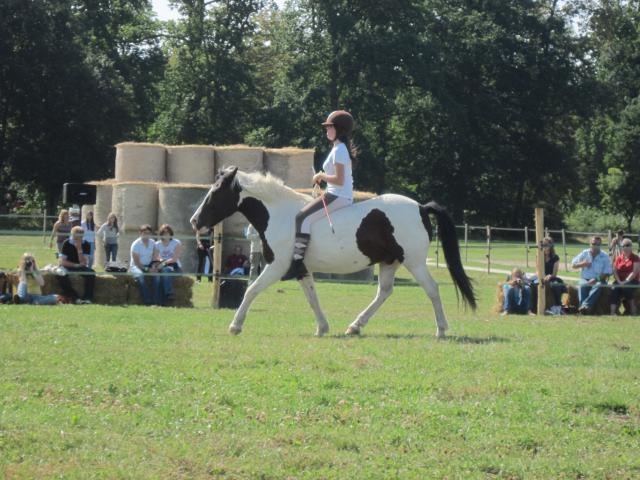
[2,234,640,479]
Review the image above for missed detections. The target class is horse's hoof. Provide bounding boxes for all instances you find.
[345,325,360,336]
[436,330,447,339]
[315,325,329,337]
[229,325,242,335]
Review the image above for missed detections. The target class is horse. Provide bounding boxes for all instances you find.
[190,166,476,338]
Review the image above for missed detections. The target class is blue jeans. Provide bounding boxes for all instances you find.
[578,279,606,311]
[130,266,161,305]
[87,242,95,269]
[503,284,531,314]
[18,282,58,305]
[159,265,181,301]
[105,243,118,262]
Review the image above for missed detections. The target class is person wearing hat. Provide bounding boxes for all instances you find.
[282,110,357,280]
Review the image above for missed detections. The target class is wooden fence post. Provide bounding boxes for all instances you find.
[486,225,491,274]
[464,223,469,262]
[535,208,546,315]
[211,222,224,309]
[561,228,568,272]
[525,226,529,268]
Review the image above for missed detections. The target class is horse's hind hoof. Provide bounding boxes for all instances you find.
[315,325,329,337]
[436,330,447,339]
[345,325,360,336]
[228,325,242,335]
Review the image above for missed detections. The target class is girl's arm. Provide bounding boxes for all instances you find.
[315,163,345,186]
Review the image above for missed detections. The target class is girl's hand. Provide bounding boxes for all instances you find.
[312,173,324,185]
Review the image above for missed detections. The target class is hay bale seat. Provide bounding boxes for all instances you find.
[215,145,263,173]
[495,282,640,315]
[39,272,193,307]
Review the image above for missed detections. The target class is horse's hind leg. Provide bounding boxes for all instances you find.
[298,274,330,336]
[229,265,280,335]
[405,262,448,338]
[346,261,400,335]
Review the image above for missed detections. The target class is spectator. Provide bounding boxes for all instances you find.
[13,254,61,305]
[0,272,12,303]
[245,225,264,281]
[49,209,72,255]
[129,224,161,305]
[195,226,213,283]
[609,229,625,263]
[572,236,612,314]
[501,267,533,315]
[610,238,640,315]
[541,237,567,313]
[155,224,182,303]
[97,213,120,264]
[226,245,249,276]
[58,226,95,304]
[69,207,81,228]
[81,211,96,268]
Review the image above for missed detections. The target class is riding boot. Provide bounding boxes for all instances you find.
[282,234,310,280]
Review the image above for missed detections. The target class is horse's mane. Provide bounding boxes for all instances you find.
[235,171,312,202]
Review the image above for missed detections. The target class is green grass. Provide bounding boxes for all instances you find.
[1,264,639,478]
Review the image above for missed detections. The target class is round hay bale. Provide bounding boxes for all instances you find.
[114,230,139,265]
[115,142,166,182]
[89,181,114,227]
[166,145,215,184]
[157,184,210,233]
[112,182,159,233]
[264,148,314,188]
[215,145,263,173]
[223,212,250,239]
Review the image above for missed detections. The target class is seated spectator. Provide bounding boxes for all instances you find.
[13,254,60,305]
[610,238,640,315]
[226,245,249,276]
[195,226,213,283]
[541,237,567,313]
[129,224,161,306]
[571,236,612,314]
[501,268,533,315]
[155,224,182,304]
[0,271,12,303]
[57,226,95,304]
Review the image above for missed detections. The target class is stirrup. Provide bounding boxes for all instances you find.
[281,259,308,281]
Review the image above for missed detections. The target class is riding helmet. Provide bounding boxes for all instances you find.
[322,110,354,136]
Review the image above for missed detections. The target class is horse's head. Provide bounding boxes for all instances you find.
[190,166,241,230]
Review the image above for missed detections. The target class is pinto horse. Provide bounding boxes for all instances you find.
[190,167,476,338]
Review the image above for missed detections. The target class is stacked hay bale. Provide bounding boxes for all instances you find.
[111,182,159,265]
[264,148,314,189]
[115,142,166,182]
[157,184,210,275]
[166,145,215,185]
[215,146,264,265]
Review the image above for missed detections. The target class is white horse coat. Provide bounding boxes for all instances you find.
[190,167,476,338]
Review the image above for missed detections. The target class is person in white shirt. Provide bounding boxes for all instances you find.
[155,224,183,303]
[282,110,356,280]
[129,224,161,305]
[81,211,96,268]
[97,213,120,264]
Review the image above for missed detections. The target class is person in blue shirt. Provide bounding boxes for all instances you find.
[571,236,613,314]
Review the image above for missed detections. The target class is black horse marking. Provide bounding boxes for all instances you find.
[355,209,405,265]
[238,197,275,264]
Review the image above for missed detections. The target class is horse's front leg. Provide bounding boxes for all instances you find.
[228,264,281,335]
[298,274,329,336]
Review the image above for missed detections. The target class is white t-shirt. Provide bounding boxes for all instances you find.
[156,238,182,268]
[130,238,156,266]
[81,221,96,243]
[322,142,353,200]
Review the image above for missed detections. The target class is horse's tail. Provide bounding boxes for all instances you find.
[420,202,477,310]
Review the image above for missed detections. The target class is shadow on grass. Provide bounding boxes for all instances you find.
[445,335,511,344]
[309,333,511,343]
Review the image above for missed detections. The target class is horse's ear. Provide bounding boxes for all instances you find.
[222,166,238,185]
